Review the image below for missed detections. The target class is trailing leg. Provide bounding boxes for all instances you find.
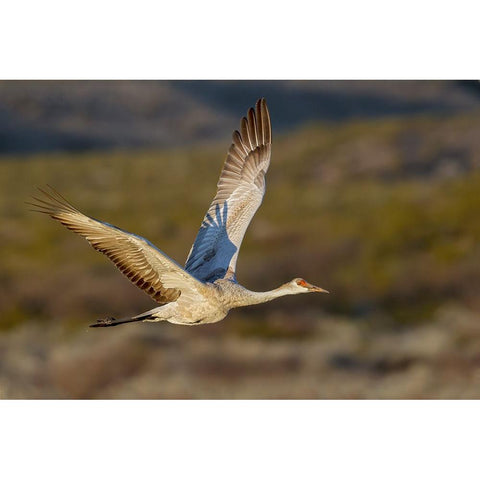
[89,312,155,328]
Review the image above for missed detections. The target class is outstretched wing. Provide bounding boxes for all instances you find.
[29,187,206,305]
[185,98,272,283]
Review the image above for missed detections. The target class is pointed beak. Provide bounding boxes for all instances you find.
[308,284,329,293]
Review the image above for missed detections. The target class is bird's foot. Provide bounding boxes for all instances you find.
[89,316,117,328]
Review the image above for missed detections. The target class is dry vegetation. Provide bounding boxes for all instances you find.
[1,110,479,398]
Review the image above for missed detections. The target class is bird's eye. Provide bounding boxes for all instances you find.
[296,279,307,287]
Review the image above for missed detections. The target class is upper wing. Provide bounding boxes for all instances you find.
[185,98,272,283]
[29,187,206,305]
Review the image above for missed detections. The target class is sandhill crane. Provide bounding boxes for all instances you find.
[29,98,329,327]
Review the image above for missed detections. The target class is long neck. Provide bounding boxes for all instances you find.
[234,284,295,308]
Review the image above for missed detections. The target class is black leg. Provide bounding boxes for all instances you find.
[89,314,152,328]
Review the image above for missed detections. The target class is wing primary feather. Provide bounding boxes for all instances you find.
[240,117,252,150]
[255,99,264,144]
[247,107,258,147]
[261,98,272,144]
[232,130,248,155]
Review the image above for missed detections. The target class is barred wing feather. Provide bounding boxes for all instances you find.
[185,98,272,283]
[29,187,206,304]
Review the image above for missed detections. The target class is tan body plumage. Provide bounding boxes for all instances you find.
[30,99,328,327]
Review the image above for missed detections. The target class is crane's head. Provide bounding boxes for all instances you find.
[289,278,329,294]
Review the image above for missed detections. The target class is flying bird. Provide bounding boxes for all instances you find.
[29,98,329,328]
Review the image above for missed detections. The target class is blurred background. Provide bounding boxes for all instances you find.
[1,80,479,399]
